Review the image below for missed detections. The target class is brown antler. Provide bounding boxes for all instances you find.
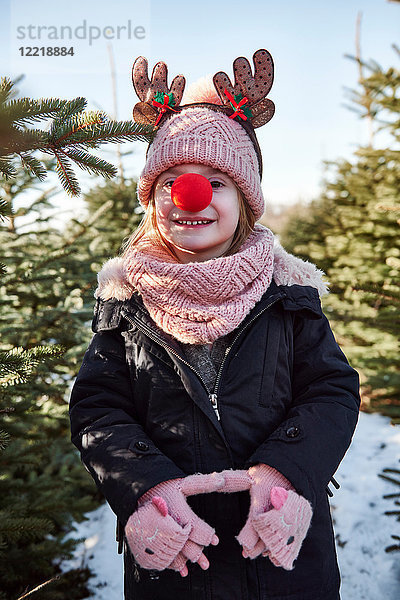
[132,57,186,126]
[213,49,275,128]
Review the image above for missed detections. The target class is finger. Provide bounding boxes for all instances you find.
[189,517,216,546]
[268,553,285,569]
[236,521,260,552]
[252,512,281,547]
[242,538,266,559]
[197,552,210,570]
[211,534,219,546]
[218,470,253,493]
[181,539,203,563]
[169,552,188,575]
[180,472,225,496]
[180,565,188,577]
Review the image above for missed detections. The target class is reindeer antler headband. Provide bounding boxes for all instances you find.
[132,49,275,129]
[133,50,275,220]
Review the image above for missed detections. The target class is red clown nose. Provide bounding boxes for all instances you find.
[171,173,213,212]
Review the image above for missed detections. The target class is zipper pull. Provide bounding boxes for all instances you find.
[209,393,220,421]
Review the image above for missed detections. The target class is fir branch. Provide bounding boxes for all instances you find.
[0,345,64,387]
[60,147,116,179]
[0,515,54,541]
[2,97,74,126]
[82,118,156,146]
[0,127,48,157]
[53,149,81,196]
[5,243,84,279]
[0,77,156,195]
[0,158,17,180]
[0,430,10,450]
[52,97,88,122]
[0,199,11,220]
[0,77,14,106]
[50,116,155,149]
[18,153,47,181]
[49,110,108,145]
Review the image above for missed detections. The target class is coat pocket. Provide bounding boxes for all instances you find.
[257,314,281,408]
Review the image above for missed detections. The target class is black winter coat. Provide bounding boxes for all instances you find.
[69,280,360,600]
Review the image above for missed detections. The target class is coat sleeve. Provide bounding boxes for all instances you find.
[69,326,186,526]
[244,310,360,506]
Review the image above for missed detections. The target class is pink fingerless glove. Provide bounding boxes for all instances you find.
[235,464,295,559]
[253,486,313,570]
[125,496,191,571]
[216,465,312,569]
[126,473,224,575]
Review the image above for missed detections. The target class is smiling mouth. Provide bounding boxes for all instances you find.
[174,219,215,227]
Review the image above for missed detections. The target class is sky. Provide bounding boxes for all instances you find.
[0,0,399,216]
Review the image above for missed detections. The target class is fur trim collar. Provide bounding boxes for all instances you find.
[95,241,328,302]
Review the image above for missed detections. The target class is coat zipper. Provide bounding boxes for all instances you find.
[124,293,283,422]
[209,294,283,415]
[124,314,220,417]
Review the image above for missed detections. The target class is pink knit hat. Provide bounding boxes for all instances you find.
[138,105,265,220]
[132,50,276,221]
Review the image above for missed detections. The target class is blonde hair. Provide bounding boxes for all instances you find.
[122,186,256,261]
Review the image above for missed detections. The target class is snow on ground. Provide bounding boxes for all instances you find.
[333,412,400,599]
[63,501,123,598]
[63,412,400,599]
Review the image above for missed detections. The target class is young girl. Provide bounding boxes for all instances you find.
[69,49,360,600]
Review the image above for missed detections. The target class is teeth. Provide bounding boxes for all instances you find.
[176,220,212,225]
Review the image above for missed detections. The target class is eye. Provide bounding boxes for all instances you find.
[210,180,224,189]
[162,179,175,189]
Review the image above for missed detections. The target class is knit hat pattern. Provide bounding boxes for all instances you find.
[137,106,265,220]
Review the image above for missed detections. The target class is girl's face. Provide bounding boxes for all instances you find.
[153,163,240,263]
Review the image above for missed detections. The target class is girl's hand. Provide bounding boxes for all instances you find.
[211,465,295,560]
[130,472,224,575]
[252,487,313,570]
[125,496,191,571]
[168,535,219,577]
[233,464,295,559]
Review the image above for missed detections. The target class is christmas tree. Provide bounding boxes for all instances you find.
[0,77,151,597]
[0,165,105,599]
[280,48,400,418]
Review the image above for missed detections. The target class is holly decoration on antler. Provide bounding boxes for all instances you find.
[152,91,179,126]
[224,89,253,122]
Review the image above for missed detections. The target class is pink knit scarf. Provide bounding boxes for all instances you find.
[124,224,275,344]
